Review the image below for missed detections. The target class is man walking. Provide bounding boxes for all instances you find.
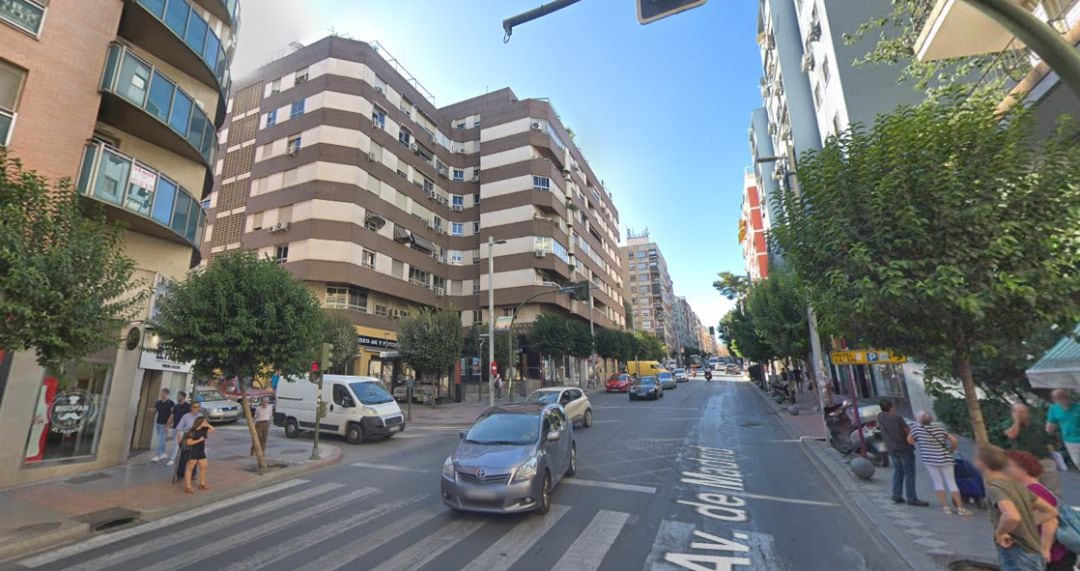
[1046,389,1080,471]
[252,399,272,456]
[166,391,191,466]
[151,389,174,462]
[1005,403,1059,493]
[878,399,929,506]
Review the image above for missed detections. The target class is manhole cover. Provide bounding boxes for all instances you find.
[12,522,62,535]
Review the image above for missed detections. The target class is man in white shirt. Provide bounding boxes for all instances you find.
[252,399,272,455]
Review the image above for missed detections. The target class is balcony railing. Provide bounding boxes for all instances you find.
[100,43,216,165]
[131,0,231,97]
[77,142,206,250]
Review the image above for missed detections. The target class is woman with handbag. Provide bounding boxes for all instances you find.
[1006,450,1078,571]
[907,411,973,516]
[183,417,215,494]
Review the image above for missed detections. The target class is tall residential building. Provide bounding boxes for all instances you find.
[0,0,239,486]
[739,170,769,281]
[621,230,675,347]
[673,296,705,356]
[205,36,625,385]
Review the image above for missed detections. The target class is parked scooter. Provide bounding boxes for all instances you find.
[826,400,889,466]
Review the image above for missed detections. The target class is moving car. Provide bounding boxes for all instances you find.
[441,402,576,515]
[673,368,688,382]
[657,371,677,389]
[276,375,405,443]
[526,387,593,428]
[605,373,632,392]
[629,376,662,400]
[193,386,241,423]
[724,363,741,375]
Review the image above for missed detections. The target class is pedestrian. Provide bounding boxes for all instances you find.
[1005,450,1078,571]
[167,391,191,467]
[252,398,271,456]
[1006,403,1059,494]
[974,443,1058,570]
[183,416,215,494]
[494,374,503,399]
[151,388,174,463]
[174,401,201,483]
[907,411,973,516]
[1046,390,1080,471]
[878,399,929,506]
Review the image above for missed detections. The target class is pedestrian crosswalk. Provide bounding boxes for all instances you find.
[18,478,639,571]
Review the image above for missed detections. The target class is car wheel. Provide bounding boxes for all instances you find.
[536,472,552,515]
[345,423,364,444]
[284,418,300,438]
[566,444,577,477]
[583,409,593,428]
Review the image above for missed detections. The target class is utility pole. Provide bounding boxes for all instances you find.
[487,236,496,407]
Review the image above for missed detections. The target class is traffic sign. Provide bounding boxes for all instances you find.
[830,350,907,365]
[490,361,499,377]
[637,0,708,25]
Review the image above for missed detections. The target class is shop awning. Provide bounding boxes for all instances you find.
[1026,324,1080,389]
[410,234,435,254]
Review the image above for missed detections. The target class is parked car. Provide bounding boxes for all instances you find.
[193,386,241,423]
[441,402,576,514]
[392,384,434,405]
[605,373,632,392]
[276,375,405,443]
[527,387,592,428]
[629,376,662,400]
[673,368,688,382]
[220,377,275,412]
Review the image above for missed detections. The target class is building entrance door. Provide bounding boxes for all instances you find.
[130,370,161,451]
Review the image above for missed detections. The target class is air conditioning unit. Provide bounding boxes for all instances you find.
[768,123,778,135]
[531,122,541,130]
[367,152,376,162]
[451,204,463,212]
[371,118,381,129]
[437,166,448,178]
[426,220,435,229]
[269,221,290,233]
[456,148,464,154]
[427,193,436,201]
[410,143,418,152]
[434,287,445,297]
[760,85,770,98]
[801,53,814,72]
[374,86,384,94]
[472,174,480,182]
[287,149,298,157]
[438,196,448,205]
[534,249,547,258]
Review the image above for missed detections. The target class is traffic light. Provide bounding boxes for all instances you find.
[572,281,591,301]
[309,342,334,383]
[637,0,708,25]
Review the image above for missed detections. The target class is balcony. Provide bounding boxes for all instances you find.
[195,0,239,27]
[99,43,217,167]
[913,0,1030,60]
[121,0,232,120]
[76,142,207,256]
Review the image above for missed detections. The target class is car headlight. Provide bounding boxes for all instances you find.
[362,406,379,416]
[443,456,455,478]
[511,457,538,484]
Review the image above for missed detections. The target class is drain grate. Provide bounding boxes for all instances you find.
[75,507,141,532]
[64,472,111,485]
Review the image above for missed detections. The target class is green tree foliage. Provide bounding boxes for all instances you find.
[713,271,750,300]
[594,328,622,362]
[771,95,1080,443]
[623,300,634,330]
[721,305,774,363]
[153,251,324,469]
[567,319,593,358]
[396,308,463,386]
[745,267,809,363]
[0,150,147,372]
[528,313,571,359]
[633,331,666,361]
[322,311,357,374]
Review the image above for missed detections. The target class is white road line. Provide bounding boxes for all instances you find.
[223,495,428,571]
[551,509,630,571]
[351,461,431,473]
[157,487,378,571]
[733,492,839,508]
[64,482,344,571]
[563,478,657,494]
[463,504,570,571]
[370,517,487,571]
[294,507,445,571]
[19,478,309,568]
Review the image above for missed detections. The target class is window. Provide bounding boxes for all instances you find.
[502,307,514,317]
[117,53,152,107]
[452,195,464,207]
[813,82,823,107]
[145,71,175,123]
[374,304,389,317]
[642,321,652,329]
[371,105,386,129]
[409,267,430,287]
[472,221,480,234]
[533,176,551,191]
[326,284,368,311]
[270,79,281,95]
[0,60,25,144]
[290,99,305,119]
[472,310,482,325]
[449,250,463,265]
[398,127,412,146]
[821,55,830,85]
[451,223,464,236]
[265,109,277,127]
[332,384,352,407]
[287,136,302,154]
[1,0,45,36]
[23,362,112,465]
[473,193,480,206]
[274,245,289,264]
[361,250,376,269]
[452,169,464,181]
[294,67,309,84]
[472,118,481,128]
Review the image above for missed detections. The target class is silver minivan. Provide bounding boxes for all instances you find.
[441,402,575,515]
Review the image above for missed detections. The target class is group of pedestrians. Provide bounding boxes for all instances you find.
[150,388,217,495]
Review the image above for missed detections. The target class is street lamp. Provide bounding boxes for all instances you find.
[487,236,507,407]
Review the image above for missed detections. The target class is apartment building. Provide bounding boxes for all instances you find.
[0,0,239,486]
[205,36,625,382]
[739,170,769,282]
[672,297,705,357]
[620,230,675,347]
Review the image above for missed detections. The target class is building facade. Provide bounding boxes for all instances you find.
[204,36,625,384]
[739,170,769,281]
[0,0,239,486]
[620,230,675,347]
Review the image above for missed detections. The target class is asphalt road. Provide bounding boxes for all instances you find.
[8,376,909,571]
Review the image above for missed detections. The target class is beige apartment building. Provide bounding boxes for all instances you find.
[0,0,238,486]
[205,36,625,386]
[620,230,676,348]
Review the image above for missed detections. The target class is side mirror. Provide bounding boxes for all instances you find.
[546,430,560,442]
[459,430,467,440]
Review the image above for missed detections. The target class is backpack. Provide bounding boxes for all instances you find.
[1049,490,1080,553]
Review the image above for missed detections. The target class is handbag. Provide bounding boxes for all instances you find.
[1048,489,1080,552]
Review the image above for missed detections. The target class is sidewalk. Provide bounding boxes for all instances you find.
[0,424,341,562]
[751,381,1080,570]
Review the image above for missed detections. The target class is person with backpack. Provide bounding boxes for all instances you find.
[183,416,215,494]
[1005,450,1078,571]
[907,411,973,516]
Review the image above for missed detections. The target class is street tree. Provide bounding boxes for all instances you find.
[721,305,774,364]
[396,308,463,402]
[528,313,571,381]
[713,271,750,300]
[745,267,810,365]
[771,95,1080,443]
[634,331,666,362]
[0,150,147,373]
[153,251,324,470]
[322,311,357,374]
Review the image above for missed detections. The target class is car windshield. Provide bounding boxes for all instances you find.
[195,389,226,402]
[527,391,560,404]
[464,413,540,445]
[674,369,685,374]
[658,372,672,380]
[636,377,656,386]
[349,382,394,405]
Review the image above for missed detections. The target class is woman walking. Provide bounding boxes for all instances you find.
[907,411,972,516]
[1006,450,1077,571]
[183,417,214,494]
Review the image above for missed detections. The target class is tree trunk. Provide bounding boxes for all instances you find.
[956,350,989,443]
[240,377,267,473]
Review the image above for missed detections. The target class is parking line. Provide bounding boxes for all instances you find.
[351,461,431,473]
[563,478,656,494]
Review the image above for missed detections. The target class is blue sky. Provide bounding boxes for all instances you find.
[234,0,763,335]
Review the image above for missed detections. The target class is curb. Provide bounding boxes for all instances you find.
[0,522,90,564]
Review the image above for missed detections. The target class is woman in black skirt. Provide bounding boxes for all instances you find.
[183,417,214,494]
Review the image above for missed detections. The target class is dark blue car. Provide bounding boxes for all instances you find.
[629,376,663,401]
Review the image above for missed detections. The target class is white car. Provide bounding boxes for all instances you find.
[673,368,688,382]
[526,387,593,428]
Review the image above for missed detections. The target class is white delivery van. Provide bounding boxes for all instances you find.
[275,375,405,444]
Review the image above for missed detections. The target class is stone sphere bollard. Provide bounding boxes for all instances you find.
[851,456,875,480]
[787,406,799,415]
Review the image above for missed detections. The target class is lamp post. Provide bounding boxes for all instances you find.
[505,283,579,402]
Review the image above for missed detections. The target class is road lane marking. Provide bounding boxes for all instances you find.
[351,461,431,473]
[63,482,344,571]
[551,509,630,571]
[369,517,487,571]
[294,506,445,571]
[563,478,657,494]
[19,478,309,568]
[157,487,378,571]
[463,504,570,570]
[223,495,427,571]
[733,492,839,508]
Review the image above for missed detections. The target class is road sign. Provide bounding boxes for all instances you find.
[830,350,907,366]
[637,0,707,25]
[494,316,514,331]
[490,361,499,377]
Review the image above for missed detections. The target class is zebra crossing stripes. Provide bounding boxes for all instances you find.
[551,509,632,571]
[293,507,446,571]
[369,517,487,571]
[462,504,571,571]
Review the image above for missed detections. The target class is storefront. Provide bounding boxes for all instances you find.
[354,325,399,384]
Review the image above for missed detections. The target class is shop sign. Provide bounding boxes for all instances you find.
[830,349,907,365]
[49,389,97,435]
[357,335,398,350]
[139,345,194,373]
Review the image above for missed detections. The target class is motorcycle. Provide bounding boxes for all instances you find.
[826,400,889,466]
[704,370,712,382]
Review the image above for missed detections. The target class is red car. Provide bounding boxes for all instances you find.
[605,373,632,392]
[220,377,275,412]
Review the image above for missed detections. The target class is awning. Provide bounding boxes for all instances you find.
[1026,324,1080,389]
[393,225,410,243]
[410,233,435,254]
